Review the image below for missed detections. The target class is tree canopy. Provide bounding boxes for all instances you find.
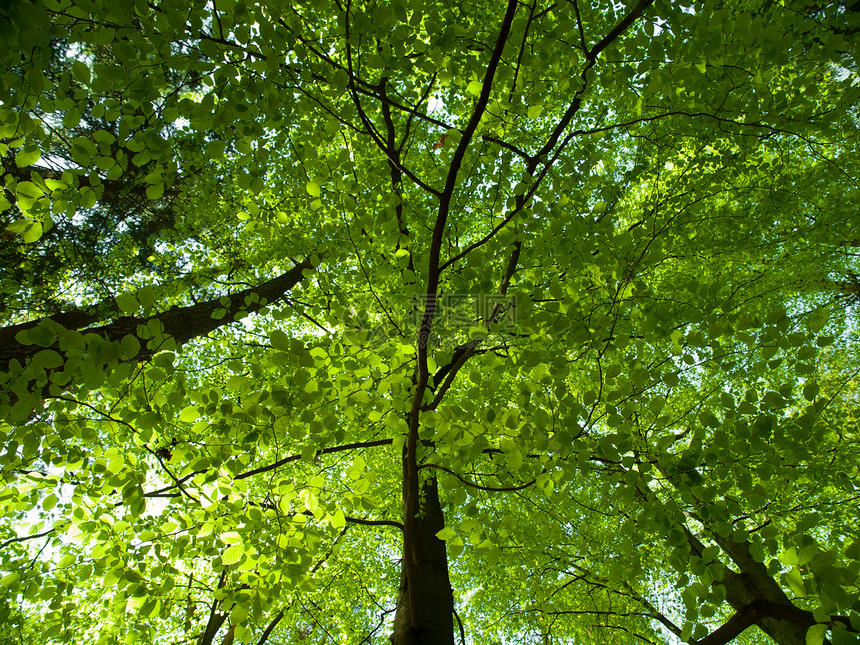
[1,0,860,644]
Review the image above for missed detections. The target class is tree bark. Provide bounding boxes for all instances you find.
[700,532,806,645]
[692,599,807,645]
[680,514,809,645]
[390,475,454,645]
[638,466,810,645]
[0,260,313,375]
[197,571,228,645]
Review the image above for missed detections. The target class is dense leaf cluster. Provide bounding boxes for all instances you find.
[1,1,859,644]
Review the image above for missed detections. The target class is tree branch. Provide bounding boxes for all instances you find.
[691,598,858,645]
[0,527,56,551]
[419,463,536,492]
[235,438,393,480]
[197,570,228,645]
[1,260,314,377]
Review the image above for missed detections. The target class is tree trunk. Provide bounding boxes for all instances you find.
[390,475,455,645]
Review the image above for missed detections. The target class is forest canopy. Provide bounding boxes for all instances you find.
[1,0,859,644]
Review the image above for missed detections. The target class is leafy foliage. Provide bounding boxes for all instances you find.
[1,1,859,644]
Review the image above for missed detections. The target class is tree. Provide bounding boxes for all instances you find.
[1,1,859,644]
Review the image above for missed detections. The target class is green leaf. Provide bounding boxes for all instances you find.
[27,324,57,347]
[107,456,124,473]
[231,602,249,625]
[79,187,97,209]
[807,624,827,645]
[116,293,139,315]
[94,63,125,82]
[0,573,21,587]
[832,628,860,645]
[435,527,457,541]
[527,104,543,119]
[306,181,321,197]
[270,329,289,351]
[785,568,806,596]
[221,544,245,566]
[179,406,200,423]
[22,221,43,243]
[9,400,33,423]
[137,286,156,310]
[58,554,76,567]
[33,349,62,369]
[72,61,90,84]
[608,561,624,583]
[120,334,140,360]
[220,531,242,544]
[146,183,165,200]
[330,509,346,529]
[15,146,41,168]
